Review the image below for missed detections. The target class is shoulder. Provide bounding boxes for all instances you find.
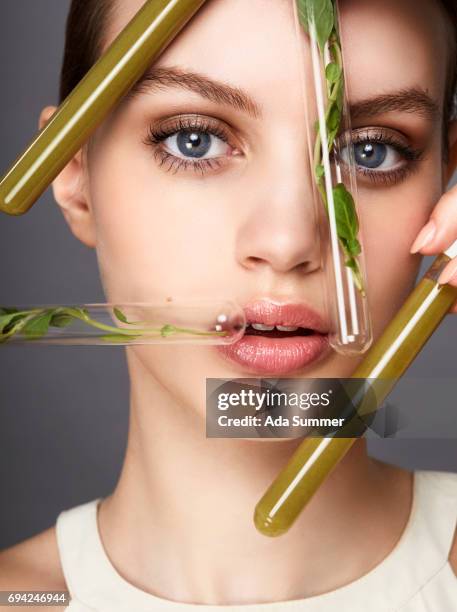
[0,526,67,611]
[416,470,457,577]
[450,527,457,576]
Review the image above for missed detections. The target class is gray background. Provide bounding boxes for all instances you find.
[0,1,456,550]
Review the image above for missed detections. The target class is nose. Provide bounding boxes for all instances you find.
[235,135,323,276]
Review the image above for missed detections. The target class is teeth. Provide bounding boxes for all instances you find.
[249,323,300,332]
[251,323,275,331]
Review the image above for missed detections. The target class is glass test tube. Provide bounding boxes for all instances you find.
[294,0,372,355]
[0,0,207,216]
[254,239,457,537]
[0,300,245,346]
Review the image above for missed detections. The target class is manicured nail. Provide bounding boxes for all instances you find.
[410,220,437,253]
[438,257,457,285]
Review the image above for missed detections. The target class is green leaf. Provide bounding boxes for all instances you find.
[0,312,28,342]
[0,307,19,315]
[333,183,359,244]
[333,78,344,114]
[297,0,311,33]
[325,62,341,84]
[3,314,28,335]
[22,311,53,339]
[326,102,341,142]
[113,307,128,324]
[346,237,362,257]
[345,257,357,271]
[160,324,177,338]
[0,312,26,333]
[332,184,364,289]
[75,307,91,320]
[298,0,334,51]
[315,164,325,179]
[57,306,89,321]
[50,312,73,328]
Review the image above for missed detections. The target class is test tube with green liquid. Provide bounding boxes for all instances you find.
[254,240,457,537]
[0,0,207,216]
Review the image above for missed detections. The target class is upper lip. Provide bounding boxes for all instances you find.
[243,299,328,334]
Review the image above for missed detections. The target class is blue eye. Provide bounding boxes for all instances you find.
[164,130,228,160]
[340,139,403,172]
[146,114,244,175]
[176,131,211,158]
[336,130,424,185]
[354,142,388,169]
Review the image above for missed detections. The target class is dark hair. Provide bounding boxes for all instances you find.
[60,0,457,135]
[60,0,114,103]
[441,0,457,124]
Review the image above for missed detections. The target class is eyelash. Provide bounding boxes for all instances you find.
[144,117,425,185]
[144,115,234,175]
[339,129,424,186]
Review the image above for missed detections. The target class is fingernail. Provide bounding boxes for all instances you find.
[410,220,437,253]
[438,257,457,285]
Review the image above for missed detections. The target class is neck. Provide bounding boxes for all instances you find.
[98,349,412,605]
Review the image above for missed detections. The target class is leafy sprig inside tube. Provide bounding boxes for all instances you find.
[0,306,228,344]
[297,0,364,294]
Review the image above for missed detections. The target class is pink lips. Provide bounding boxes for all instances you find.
[217,300,329,375]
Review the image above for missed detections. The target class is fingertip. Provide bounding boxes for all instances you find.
[438,257,457,286]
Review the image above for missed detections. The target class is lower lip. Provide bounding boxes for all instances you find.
[217,333,329,375]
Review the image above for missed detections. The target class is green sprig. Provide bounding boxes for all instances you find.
[0,306,229,345]
[297,0,364,295]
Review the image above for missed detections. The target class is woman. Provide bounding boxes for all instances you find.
[1,0,457,609]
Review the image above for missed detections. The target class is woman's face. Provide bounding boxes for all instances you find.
[73,0,452,414]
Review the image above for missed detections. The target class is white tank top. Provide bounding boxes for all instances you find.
[56,470,457,611]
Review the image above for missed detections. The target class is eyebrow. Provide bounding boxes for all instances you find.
[127,66,261,118]
[127,71,440,125]
[349,88,441,121]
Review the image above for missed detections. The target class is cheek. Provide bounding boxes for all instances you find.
[86,133,249,414]
[359,153,443,335]
[86,137,240,303]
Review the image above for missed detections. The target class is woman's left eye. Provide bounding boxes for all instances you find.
[339,139,404,172]
[337,129,424,185]
[350,141,402,170]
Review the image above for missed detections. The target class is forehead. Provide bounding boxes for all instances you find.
[338,0,449,105]
[106,0,449,106]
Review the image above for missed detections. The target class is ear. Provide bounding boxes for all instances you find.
[39,106,97,249]
[445,119,457,186]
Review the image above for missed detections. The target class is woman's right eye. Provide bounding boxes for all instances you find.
[163,129,230,160]
[144,114,243,175]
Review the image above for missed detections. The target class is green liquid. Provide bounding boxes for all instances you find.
[0,0,207,216]
[254,254,457,536]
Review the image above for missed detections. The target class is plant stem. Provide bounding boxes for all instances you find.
[0,306,230,344]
